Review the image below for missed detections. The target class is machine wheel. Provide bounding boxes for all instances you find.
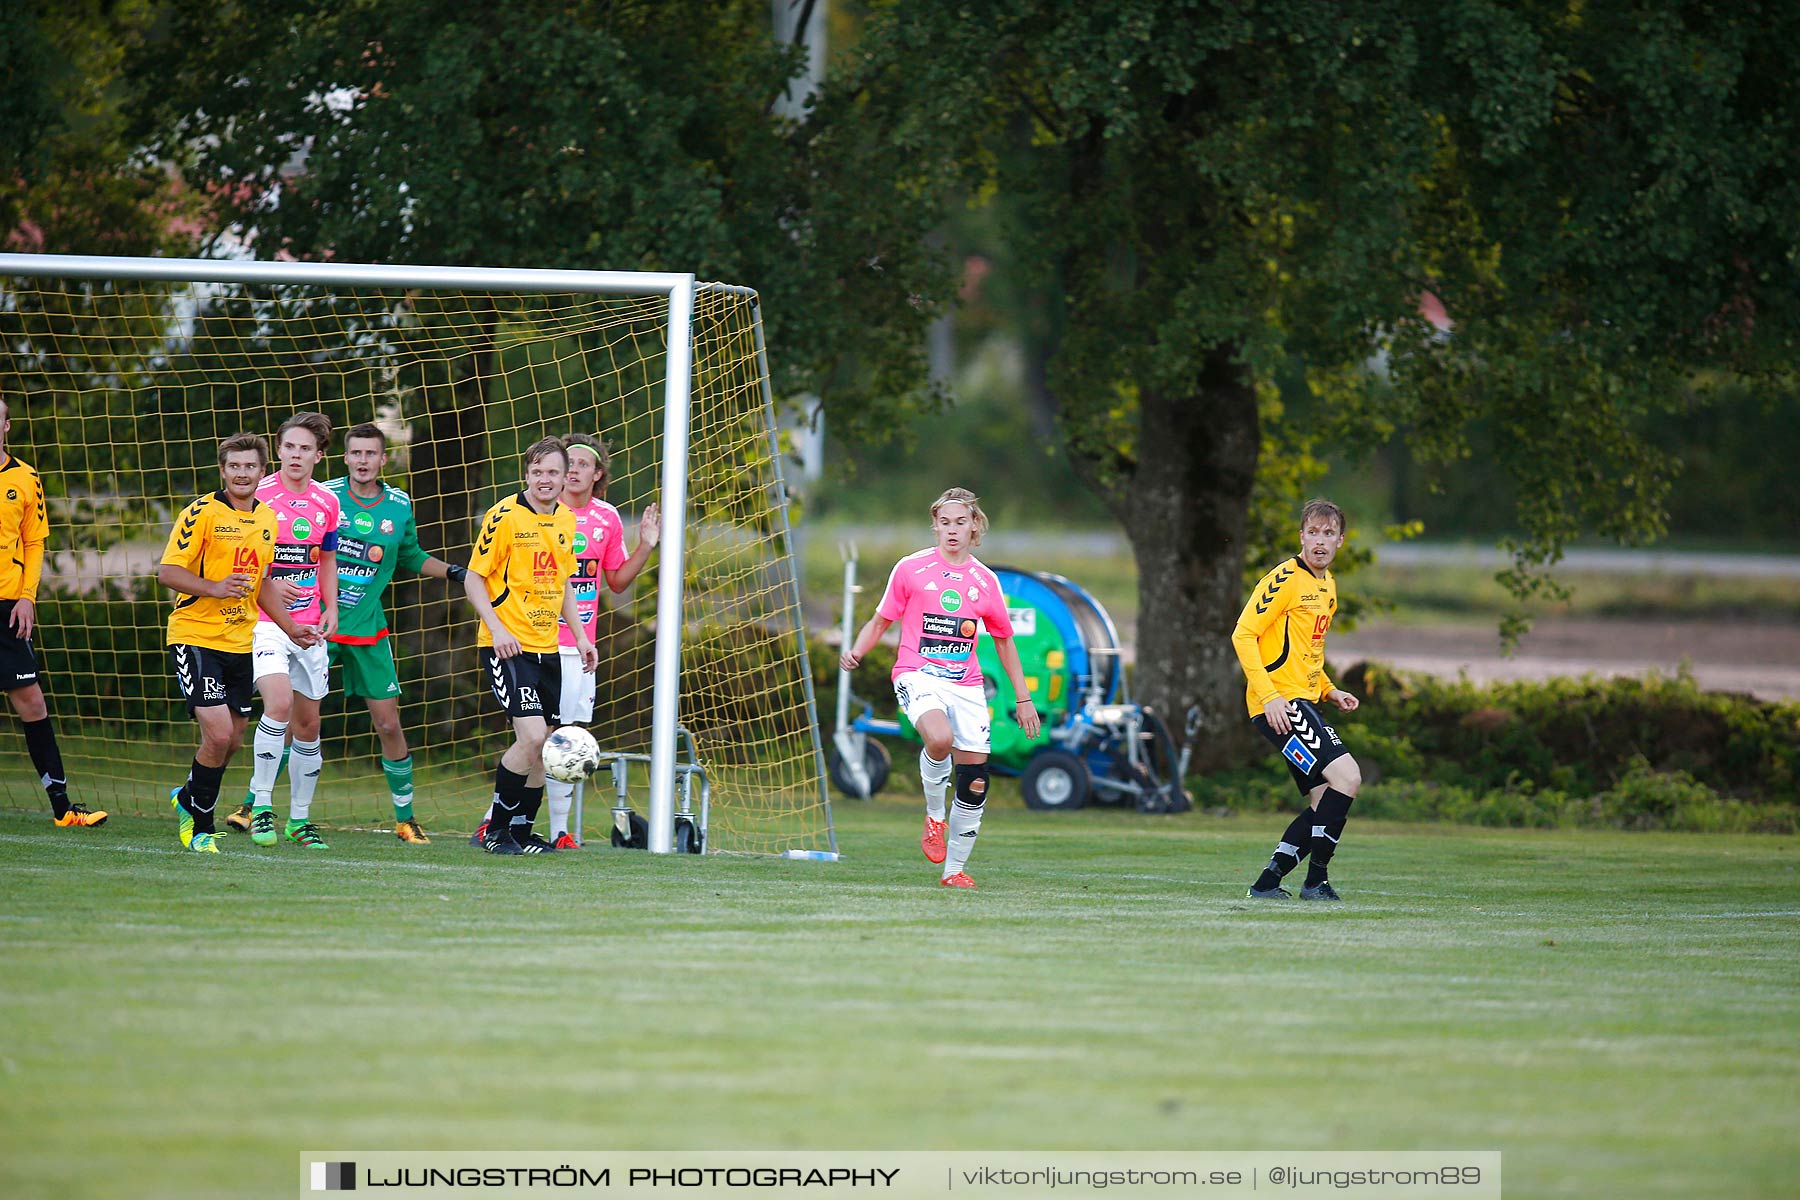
[828,735,892,798]
[1021,749,1092,811]
[1136,709,1192,813]
[672,815,703,854]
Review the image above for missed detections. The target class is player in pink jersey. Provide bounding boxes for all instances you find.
[238,412,339,850]
[474,433,661,848]
[842,488,1040,888]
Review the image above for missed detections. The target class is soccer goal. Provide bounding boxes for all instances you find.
[0,253,834,857]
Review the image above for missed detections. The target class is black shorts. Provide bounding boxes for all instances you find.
[0,601,40,691]
[480,648,563,722]
[1251,697,1351,795]
[170,643,256,716]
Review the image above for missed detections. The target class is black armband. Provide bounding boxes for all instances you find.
[446,564,468,585]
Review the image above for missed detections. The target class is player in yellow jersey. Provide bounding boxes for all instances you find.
[156,434,319,853]
[463,437,597,855]
[0,397,102,827]
[1232,498,1363,901]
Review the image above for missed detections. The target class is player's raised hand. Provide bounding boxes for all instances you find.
[9,597,34,639]
[640,501,662,549]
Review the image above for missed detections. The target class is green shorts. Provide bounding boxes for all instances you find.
[329,638,402,700]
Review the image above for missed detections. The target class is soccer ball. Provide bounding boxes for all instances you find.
[542,725,602,784]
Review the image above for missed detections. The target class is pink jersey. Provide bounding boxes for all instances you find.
[558,497,628,649]
[255,473,340,626]
[876,549,1015,686]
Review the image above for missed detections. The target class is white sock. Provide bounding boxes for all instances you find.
[944,795,984,878]
[249,717,287,806]
[546,778,574,837]
[287,737,322,822]
[920,749,951,821]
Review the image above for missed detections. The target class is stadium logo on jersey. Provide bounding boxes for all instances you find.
[1282,735,1318,774]
[291,516,313,539]
[939,589,964,612]
[353,512,375,535]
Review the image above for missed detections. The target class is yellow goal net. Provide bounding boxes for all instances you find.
[0,256,833,856]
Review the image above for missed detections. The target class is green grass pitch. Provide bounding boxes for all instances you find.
[2,797,1795,1199]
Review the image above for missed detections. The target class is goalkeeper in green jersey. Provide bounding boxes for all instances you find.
[225,423,467,843]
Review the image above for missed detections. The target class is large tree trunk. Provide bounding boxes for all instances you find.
[1116,349,1261,772]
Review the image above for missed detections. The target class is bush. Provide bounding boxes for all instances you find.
[1187,664,1800,834]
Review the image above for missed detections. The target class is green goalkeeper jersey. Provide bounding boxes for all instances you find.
[325,477,431,643]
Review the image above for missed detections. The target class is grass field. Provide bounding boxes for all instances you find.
[3,796,1795,1200]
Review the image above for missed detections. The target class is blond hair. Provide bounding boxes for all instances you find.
[930,487,989,547]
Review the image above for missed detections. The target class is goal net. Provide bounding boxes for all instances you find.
[0,256,834,856]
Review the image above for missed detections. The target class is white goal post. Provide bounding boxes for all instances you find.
[0,251,834,856]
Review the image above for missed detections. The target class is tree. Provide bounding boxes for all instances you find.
[808,1,1800,766]
[1,0,188,257]
[117,0,953,725]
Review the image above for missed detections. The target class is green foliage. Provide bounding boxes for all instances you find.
[821,2,1800,747]
[119,0,945,432]
[1187,662,1800,833]
[34,575,170,732]
[0,0,192,255]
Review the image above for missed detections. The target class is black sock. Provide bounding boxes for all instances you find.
[491,764,527,840]
[1304,788,1355,887]
[186,759,227,836]
[1253,808,1315,889]
[521,784,544,825]
[23,718,69,816]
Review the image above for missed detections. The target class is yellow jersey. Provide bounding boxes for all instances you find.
[0,454,48,603]
[469,492,578,654]
[161,491,280,653]
[1231,555,1338,718]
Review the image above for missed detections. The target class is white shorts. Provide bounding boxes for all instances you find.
[558,647,597,725]
[894,670,991,754]
[251,622,330,700]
